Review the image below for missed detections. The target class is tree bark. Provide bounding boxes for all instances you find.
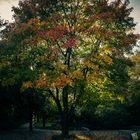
[48,89,69,138]
[61,112,69,137]
[61,86,69,137]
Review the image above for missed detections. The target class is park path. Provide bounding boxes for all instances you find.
[0,123,61,140]
[0,129,61,140]
[0,124,137,140]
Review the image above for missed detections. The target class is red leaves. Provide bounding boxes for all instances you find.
[39,31,47,38]
[45,25,68,41]
[61,37,77,49]
[39,24,68,41]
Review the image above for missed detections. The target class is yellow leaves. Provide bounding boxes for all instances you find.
[98,47,113,65]
[71,70,82,79]
[86,72,111,91]
[83,60,93,68]
[82,59,99,70]
[99,92,124,103]
[55,61,67,71]
[86,72,100,86]
[103,55,113,65]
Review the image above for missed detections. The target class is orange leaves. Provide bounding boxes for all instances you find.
[22,81,33,89]
[21,72,78,90]
[22,74,48,90]
[53,73,71,88]
[52,70,82,88]
[35,74,48,89]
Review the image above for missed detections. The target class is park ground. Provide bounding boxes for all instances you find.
[0,127,137,140]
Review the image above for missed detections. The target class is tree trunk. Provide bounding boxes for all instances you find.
[60,112,69,138]
[61,86,69,138]
[48,89,69,138]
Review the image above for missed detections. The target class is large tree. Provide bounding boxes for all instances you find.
[1,0,139,137]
